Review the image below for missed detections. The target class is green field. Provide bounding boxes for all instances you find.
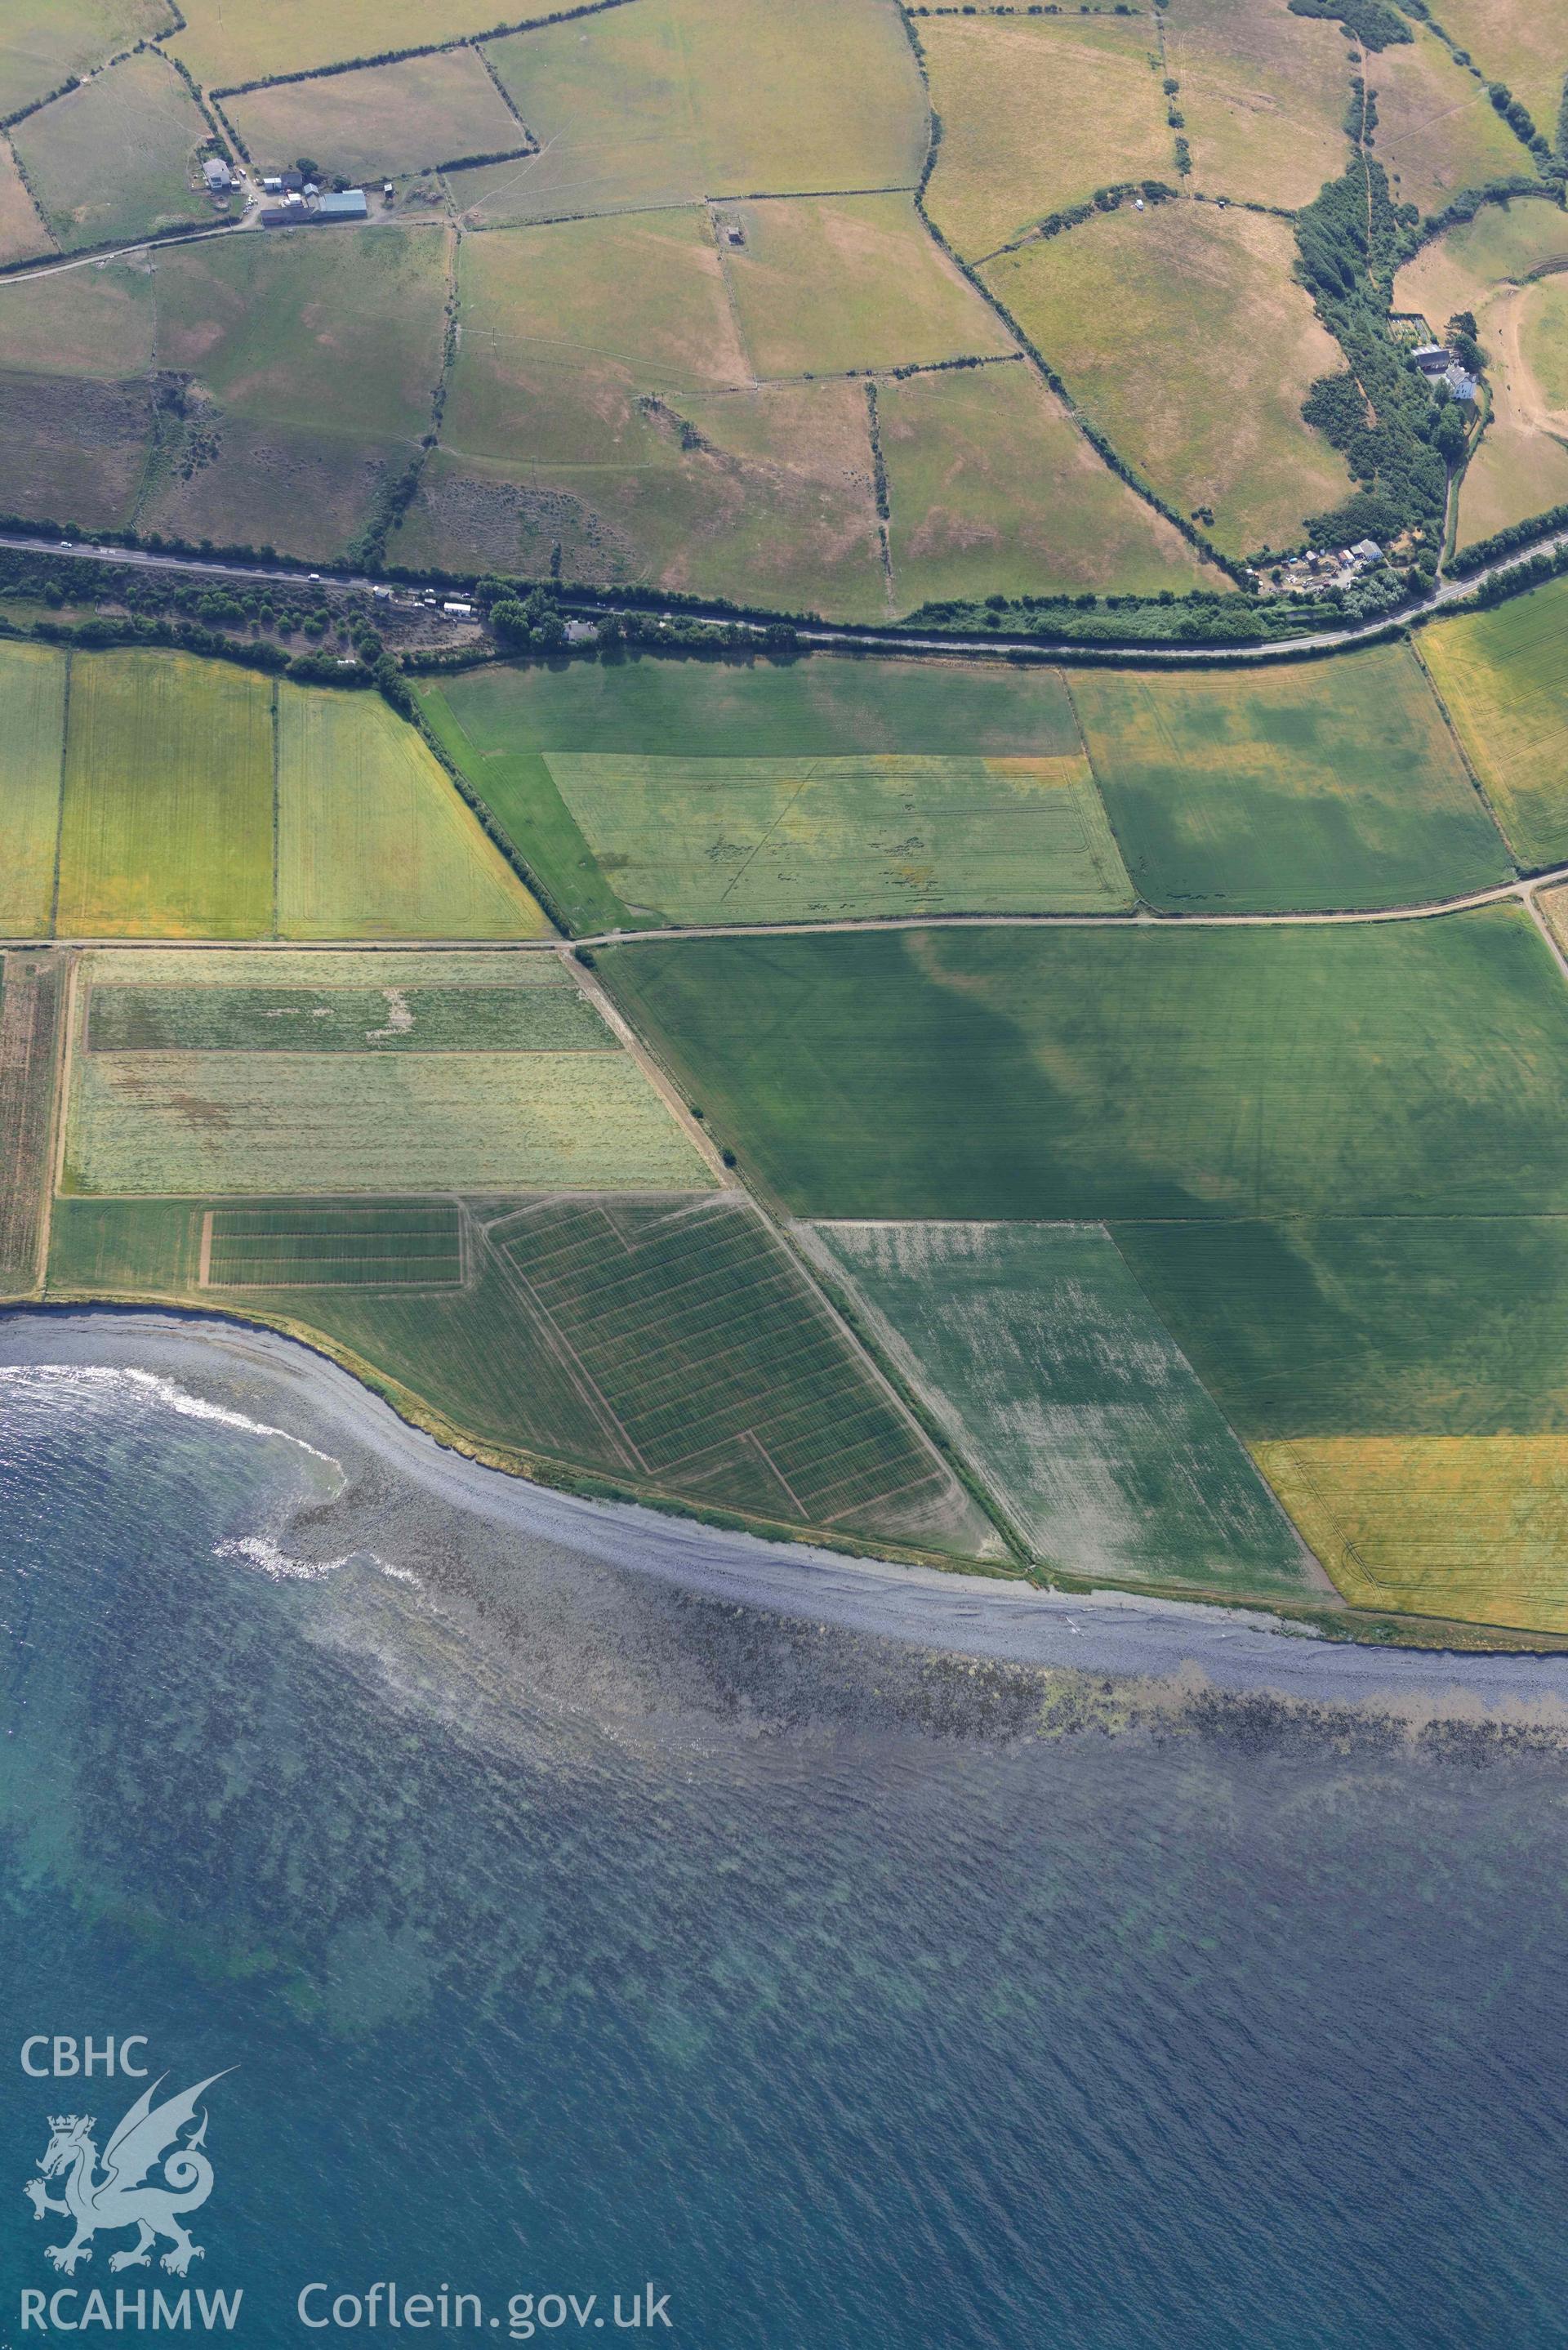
[0,253,157,383]
[984,203,1353,558]
[205,1201,465,1288]
[155,228,452,442]
[807,1219,1311,1592]
[1069,644,1512,912]
[419,654,1096,928]
[1116,1215,1568,1441]
[880,361,1206,607]
[0,951,65,1291]
[66,947,703,1195]
[602,912,1568,1220]
[532,751,1131,923]
[66,1042,706,1195]
[12,50,208,252]
[275,685,548,941]
[0,641,66,937]
[55,651,274,939]
[227,49,521,182]
[45,1188,989,1555]
[720,194,1012,378]
[423,649,1085,760]
[1418,577,1568,869]
[919,12,1173,261]
[0,0,174,121]
[493,1194,984,1545]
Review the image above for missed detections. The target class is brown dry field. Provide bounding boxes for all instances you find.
[471,0,926,225]
[1366,28,1530,217]
[577,376,888,617]
[137,413,403,559]
[227,48,522,182]
[168,0,557,87]
[719,193,1013,378]
[1421,0,1568,140]
[390,447,634,582]
[1163,0,1350,207]
[879,359,1207,606]
[0,139,52,267]
[443,210,748,471]
[0,372,154,528]
[985,200,1352,556]
[918,13,1172,261]
[408,373,888,617]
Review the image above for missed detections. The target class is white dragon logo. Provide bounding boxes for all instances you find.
[23,2072,230,2277]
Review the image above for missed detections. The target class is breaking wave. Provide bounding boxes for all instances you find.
[215,1534,420,1589]
[0,1362,345,1477]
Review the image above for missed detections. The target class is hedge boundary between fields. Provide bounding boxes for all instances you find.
[893,1,1244,585]
[204,0,641,101]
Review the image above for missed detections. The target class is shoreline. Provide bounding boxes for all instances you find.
[8,1303,1568,1718]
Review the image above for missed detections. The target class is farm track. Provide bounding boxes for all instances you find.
[6,863,1568,955]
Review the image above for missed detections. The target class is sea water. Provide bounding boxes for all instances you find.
[3,1327,1568,2347]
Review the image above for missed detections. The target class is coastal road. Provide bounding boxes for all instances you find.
[4,521,1567,668]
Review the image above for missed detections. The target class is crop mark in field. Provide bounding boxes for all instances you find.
[0,949,66,1287]
[202,1202,466,1290]
[482,1193,955,1527]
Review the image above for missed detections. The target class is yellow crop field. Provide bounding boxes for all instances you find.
[66,1046,709,1194]
[1256,1435,1568,1634]
[1418,577,1568,868]
[227,49,521,184]
[1163,0,1353,208]
[984,203,1353,557]
[920,13,1172,262]
[470,0,925,225]
[55,652,274,939]
[721,194,1013,378]
[880,359,1205,605]
[275,685,550,941]
[0,642,66,938]
[12,50,209,252]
